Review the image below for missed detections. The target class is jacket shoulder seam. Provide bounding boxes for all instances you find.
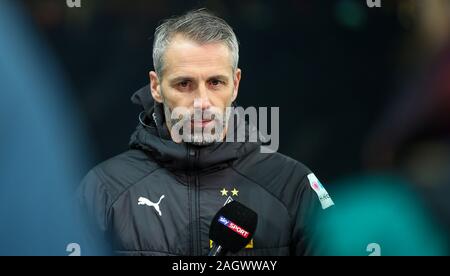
[88,168,111,230]
[104,166,163,221]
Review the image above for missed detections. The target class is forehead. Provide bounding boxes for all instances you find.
[163,34,233,78]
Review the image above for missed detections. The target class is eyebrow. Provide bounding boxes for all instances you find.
[169,76,194,84]
[207,75,230,82]
[169,75,230,84]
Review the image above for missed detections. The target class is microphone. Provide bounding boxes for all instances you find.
[208,200,258,256]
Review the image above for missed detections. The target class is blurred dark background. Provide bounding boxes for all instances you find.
[20,0,407,180]
[2,0,450,255]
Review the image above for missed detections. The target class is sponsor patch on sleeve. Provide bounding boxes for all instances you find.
[307,173,334,209]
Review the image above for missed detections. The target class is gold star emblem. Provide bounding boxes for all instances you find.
[231,188,239,196]
[220,188,228,196]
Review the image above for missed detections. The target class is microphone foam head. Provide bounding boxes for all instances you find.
[209,201,258,253]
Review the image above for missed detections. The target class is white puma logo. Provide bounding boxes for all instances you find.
[138,195,165,216]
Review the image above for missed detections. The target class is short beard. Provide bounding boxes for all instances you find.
[162,101,231,147]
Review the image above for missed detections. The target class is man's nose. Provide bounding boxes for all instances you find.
[194,86,212,110]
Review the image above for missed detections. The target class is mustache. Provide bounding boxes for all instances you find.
[170,107,225,122]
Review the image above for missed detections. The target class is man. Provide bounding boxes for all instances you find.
[78,9,334,256]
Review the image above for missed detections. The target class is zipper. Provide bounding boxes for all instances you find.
[187,145,201,255]
[195,171,200,255]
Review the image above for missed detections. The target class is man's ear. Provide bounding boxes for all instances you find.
[232,68,241,102]
[149,71,163,103]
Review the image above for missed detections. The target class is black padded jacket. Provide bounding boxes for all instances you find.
[78,85,334,256]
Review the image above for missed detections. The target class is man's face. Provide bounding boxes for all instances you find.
[150,34,241,144]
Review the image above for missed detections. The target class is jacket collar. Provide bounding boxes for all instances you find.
[129,85,260,171]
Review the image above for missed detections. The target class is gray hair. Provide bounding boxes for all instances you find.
[152,9,239,78]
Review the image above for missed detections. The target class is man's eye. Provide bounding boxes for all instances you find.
[209,79,223,86]
[179,81,189,88]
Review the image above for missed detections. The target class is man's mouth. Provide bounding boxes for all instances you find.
[191,120,213,128]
